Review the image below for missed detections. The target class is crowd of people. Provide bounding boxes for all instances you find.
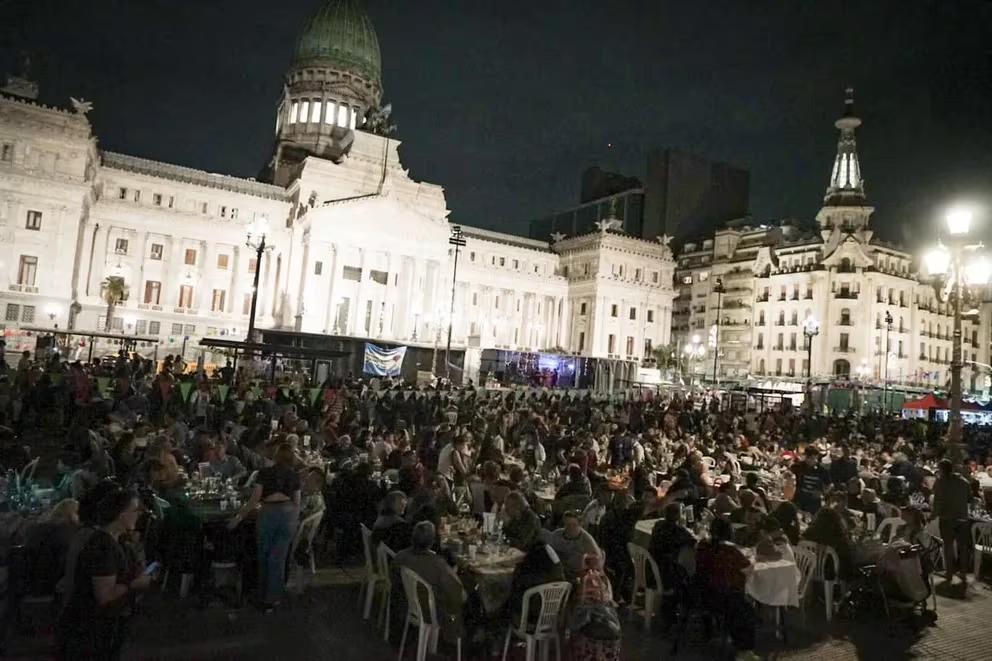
[1,347,991,660]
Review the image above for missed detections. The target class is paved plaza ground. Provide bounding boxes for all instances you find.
[6,563,992,660]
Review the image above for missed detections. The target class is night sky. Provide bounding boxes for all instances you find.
[2,0,990,249]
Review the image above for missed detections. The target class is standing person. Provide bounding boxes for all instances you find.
[791,447,831,515]
[56,488,155,660]
[932,458,972,583]
[229,443,301,611]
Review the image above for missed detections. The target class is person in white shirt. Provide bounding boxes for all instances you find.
[437,435,470,480]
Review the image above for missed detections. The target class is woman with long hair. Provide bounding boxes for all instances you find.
[229,442,300,611]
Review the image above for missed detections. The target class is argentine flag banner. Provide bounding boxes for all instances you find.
[363,343,407,376]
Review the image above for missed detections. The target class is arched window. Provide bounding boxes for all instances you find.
[833,359,851,378]
[840,308,851,325]
[840,257,852,273]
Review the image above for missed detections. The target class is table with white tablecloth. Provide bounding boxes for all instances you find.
[745,558,801,608]
[455,547,525,613]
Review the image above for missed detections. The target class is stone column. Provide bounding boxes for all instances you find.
[348,248,367,336]
[383,251,397,338]
[295,236,311,330]
[324,244,339,333]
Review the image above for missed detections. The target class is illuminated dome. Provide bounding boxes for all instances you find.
[294,0,382,86]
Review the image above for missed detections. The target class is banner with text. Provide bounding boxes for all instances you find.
[363,343,407,377]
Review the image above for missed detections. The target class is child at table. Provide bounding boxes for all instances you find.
[569,553,621,661]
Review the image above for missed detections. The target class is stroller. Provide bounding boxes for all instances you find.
[840,541,937,623]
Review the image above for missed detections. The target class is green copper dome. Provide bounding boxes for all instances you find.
[295,0,381,84]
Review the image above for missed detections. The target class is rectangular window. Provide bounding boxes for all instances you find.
[153,193,162,206]
[578,332,586,352]
[17,255,37,285]
[580,302,587,315]
[369,270,388,285]
[299,100,310,125]
[611,304,618,317]
[629,307,637,320]
[20,308,35,325]
[652,271,659,283]
[337,104,349,127]
[342,265,361,281]
[184,248,197,265]
[206,327,218,336]
[114,238,129,254]
[167,196,174,209]
[608,334,616,354]
[840,332,850,350]
[243,294,252,315]
[350,106,358,129]
[25,210,42,230]
[512,259,519,269]
[311,100,322,123]
[143,280,161,305]
[626,336,635,356]
[230,208,238,220]
[635,268,642,282]
[178,284,194,308]
[4,304,18,321]
[150,243,163,260]
[171,323,183,336]
[472,292,478,306]
[644,338,653,354]
[211,289,226,312]
[148,321,160,335]
[219,206,227,218]
[324,101,335,124]
[314,261,323,275]
[215,254,229,270]
[647,310,654,323]
[118,187,128,199]
[133,190,141,203]
[0,143,12,162]
[788,358,795,376]
[200,202,208,214]
[499,257,506,267]
[135,320,147,335]
[289,101,298,124]
[183,324,195,336]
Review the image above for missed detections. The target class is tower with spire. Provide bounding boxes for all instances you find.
[817,88,875,250]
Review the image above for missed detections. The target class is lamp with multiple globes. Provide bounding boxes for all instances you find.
[923,205,989,469]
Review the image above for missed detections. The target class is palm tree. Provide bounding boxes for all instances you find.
[101,276,128,331]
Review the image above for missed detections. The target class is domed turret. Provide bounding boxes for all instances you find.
[267,0,384,185]
[295,0,381,86]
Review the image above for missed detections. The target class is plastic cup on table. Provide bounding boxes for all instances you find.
[468,544,478,561]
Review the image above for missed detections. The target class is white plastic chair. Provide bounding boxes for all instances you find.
[794,542,817,620]
[243,470,259,490]
[701,456,716,469]
[876,517,905,544]
[923,519,944,571]
[399,567,461,661]
[359,523,388,619]
[19,457,40,484]
[501,581,572,661]
[376,542,396,641]
[289,510,324,582]
[866,512,877,532]
[798,541,843,621]
[627,542,663,628]
[973,522,992,580]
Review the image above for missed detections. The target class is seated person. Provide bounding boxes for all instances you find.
[754,515,795,562]
[502,491,542,550]
[556,463,592,499]
[648,502,696,625]
[771,501,802,546]
[694,518,758,656]
[204,440,248,482]
[580,484,612,532]
[744,472,771,511]
[542,511,603,577]
[24,498,81,596]
[802,506,854,580]
[729,489,766,527]
[507,542,565,625]
[371,490,413,553]
[394,521,466,643]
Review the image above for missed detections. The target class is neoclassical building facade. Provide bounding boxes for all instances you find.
[673,92,991,395]
[0,0,675,367]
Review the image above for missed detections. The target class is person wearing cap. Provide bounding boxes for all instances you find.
[791,446,831,515]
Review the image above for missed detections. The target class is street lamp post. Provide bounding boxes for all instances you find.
[444,225,466,381]
[711,277,725,384]
[245,217,274,350]
[803,315,820,411]
[684,334,705,390]
[883,310,893,412]
[924,207,992,469]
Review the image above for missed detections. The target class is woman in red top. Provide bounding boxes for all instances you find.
[694,517,758,655]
